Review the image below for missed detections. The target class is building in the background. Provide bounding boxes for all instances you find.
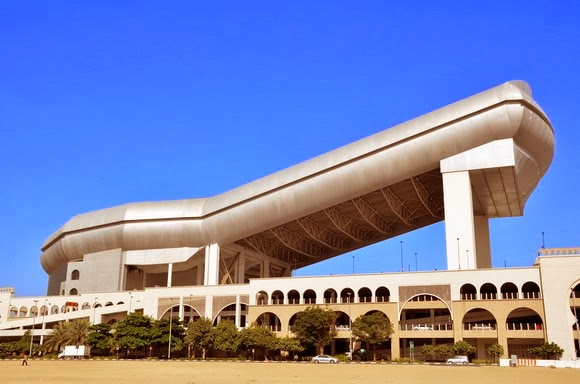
[2,81,579,360]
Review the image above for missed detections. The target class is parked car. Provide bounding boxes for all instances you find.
[311,354,338,364]
[446,355,469,364]
[412,325,433,331]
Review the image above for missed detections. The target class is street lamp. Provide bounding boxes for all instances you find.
[456,238,461,269]
[347,292,352,360]
[40,299,48,346]
[93,297,98,324]
[400,241,403,272]
[168,298,173,359]
[29,299,39,357]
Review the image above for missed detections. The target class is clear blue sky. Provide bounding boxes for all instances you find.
[1,1,579,296]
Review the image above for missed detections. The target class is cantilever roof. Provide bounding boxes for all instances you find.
[40,81,554,273]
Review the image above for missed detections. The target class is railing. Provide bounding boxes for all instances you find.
[506,322,543,331]
[464,323,496,331]
[334,325,351,331]
[376,296,390,302]
[271,298,283,305]
[358,297,372,303]
[304,298,316,304]
[522,291,542,299]
[324,298,337,304]
[400,323,453,331]
[461,293,477,300]
[502,292,519,299]
[480,293,497,300]
[410,295,439,302]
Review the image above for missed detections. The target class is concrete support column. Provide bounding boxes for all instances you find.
[196,265,203,286]
[474,216,491,268]
[442,170,476,270]
[262,260,270,278]
[204,295,213,323]
[390,335,400,360]
[178,296,184,321]
[235,294,241,328]
[236,253,246,284]
[167,263,173,287]
[204,244,220,286]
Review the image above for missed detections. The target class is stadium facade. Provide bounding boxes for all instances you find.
[1,81,579,360]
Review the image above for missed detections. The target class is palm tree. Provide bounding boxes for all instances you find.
[42,319,92,353]
[67,319,91,345]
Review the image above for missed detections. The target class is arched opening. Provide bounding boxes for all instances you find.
[501,282,518,299]
[183,305,201,324]
[161,304,181,320]
[506,307,543,330]
[334,310,350,331]
[289,313,298,328]
[212,303,248,326]
[288,290,300,305]
[462,308,497,330]
[255,312,282,332]
[570,282,580,357]
[71,270,80,280]
[30,306,39,317]
[40,305,49,316]
[69,288,78,295]
[375,286,390,302]
[10,307,17,317]
[480,283,497,300]
[303,289,316,304]
[358,287,372,303]
[271,290,284,305]
[105,302,114,307]
[460,284,477,300]
[82,302,91,310]
[400,294,452,331]
[50,305,59,314]
[340,288,355,303]
[256,290,268,305]
[522,281,541,299]
[324,289,338,304]
[19,306,27,317]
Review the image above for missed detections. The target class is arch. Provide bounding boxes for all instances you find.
[255,312,282,332]
[19,306,27,317]
[183,304,202,323]
[94,303,102,308]
[399,294,452,330]
[570,282,580,357]
[71,270,80,280]
[522,281,541,299]
[480,283,497,300]
[81,302,91,310]
[571,282,580,298]
[117,301,125,305]
[271,290,284,305]
[69,288,78,295]
[460,283,477,300]
[462,308,497,330]
[256,290,268,305]
[324,288,338,304]
[303,289,316,304]
[358,287,372,303]
[30,305,39,317]
[289,313,298,328]
[40,305,49,316]
[50,305,59,314]
[288,290,300,305]
[340,288,355,303]
[160,304,182,320]
[334,310,350,331]
[212,302,248,326]
[506,307,543,330]
[375,286,390,302]
[105,301,114,307]
[10,306,17,317]
[500,282,518,299]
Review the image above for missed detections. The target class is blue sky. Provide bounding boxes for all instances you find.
[1,1,579,296]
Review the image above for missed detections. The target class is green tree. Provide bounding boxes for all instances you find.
[151,317,185,356]
[212,320,240,357]
[67,319,92,346]
[351,312,393,360]
[184,317,213,359]
[452,340,476,356]
[487,343,504,363]
[87,323,113,352]
[113,312,154,357]
[290,306,336,354]
[528,342,564,359]
[420,344,436,361]
[42,321,72,353]
[239,324,277,360]
[0,332,32,358]
[434,344,453,361]
[276,336,304,360]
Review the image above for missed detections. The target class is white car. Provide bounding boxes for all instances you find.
[311,354,338,364]
[446,355,469,364]
[412,325,433,331]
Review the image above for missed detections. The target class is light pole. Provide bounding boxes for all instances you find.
[415,252,417,272]
[29,299,38,357]
[400,241,403,272]
[40,299,48,346]
[542,232,545,249]
[456,238,461,269]
[168,299,173,359]
[352,255,355,274]
[347,292,352,360]
[93,297,98,324]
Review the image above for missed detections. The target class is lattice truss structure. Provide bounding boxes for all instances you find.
[236,169,444,268]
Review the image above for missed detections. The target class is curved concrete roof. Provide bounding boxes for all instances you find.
[40,81,554,274]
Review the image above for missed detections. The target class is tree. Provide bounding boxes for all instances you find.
[42,321,72,353]
[239,324,277,360]
[184,317,213,359]
[113,312,155,357]
[351,312,393,360]
[87,323,113,352]
[151,317,185,356]
[487,343,504,363]
[434,344,453,361]
[452,340,476,356]
[212,320,240,357]
[67,319,92,346]
[276,336,304,360]
[528,342,564,359]
[420,344,436,361]
[290,306,336,354]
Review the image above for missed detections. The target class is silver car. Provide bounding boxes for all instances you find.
[311,354,338,364]
[446,355,469,365]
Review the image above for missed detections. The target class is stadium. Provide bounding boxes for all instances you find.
[1,81,579,361]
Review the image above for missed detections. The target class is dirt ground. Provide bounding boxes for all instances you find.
[2,360,579,384]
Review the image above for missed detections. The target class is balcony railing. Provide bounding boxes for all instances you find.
[399,323,453,331]
[506,322,543,331]
[464,323,496,331]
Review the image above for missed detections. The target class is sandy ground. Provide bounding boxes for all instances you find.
[2,360,579,384]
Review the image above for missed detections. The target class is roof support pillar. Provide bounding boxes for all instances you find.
[204,244,220,286]
[442,170,476,270]
[167,263,173,287]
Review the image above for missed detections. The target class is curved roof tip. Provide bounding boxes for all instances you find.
[507,80,532,96]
